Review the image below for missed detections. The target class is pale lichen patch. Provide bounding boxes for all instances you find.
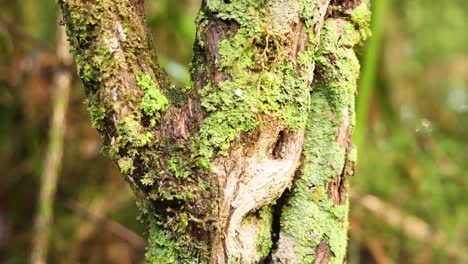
[269,0,302,34]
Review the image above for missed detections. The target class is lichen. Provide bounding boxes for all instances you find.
[255,207,274,258]
[269,0,301,33]
[277,16,363,264]
[195,0,318,161]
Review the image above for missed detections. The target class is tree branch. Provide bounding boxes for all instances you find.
[60,0,371,263]
[30,23,73,264]
[59,0,174,193]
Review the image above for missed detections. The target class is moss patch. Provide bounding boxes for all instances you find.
[137,74,169,126]
[347,2,372,40]
[168,154,192,180]
[196,0,319,161]
[145,222,183,264]
[278,16,363,263]
[61,1,212,261]
[255,207,274,258]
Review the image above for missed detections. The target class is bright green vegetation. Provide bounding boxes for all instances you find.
[61,0,195,199]
[348,2,372,40]
[255,207,274,258]
[143,208,209,263]
[138,74,169,126]
[196,0,318,161]
[145,223,179,264]
[61,0,171,150]
[278,14,366,263]
[168,154,191,179]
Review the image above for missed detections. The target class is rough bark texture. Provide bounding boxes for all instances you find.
[59,0,370,263]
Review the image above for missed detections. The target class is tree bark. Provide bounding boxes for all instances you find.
[59,0,370,263]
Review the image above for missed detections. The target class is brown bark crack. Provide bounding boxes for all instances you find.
[327,107,352,205]
[312,239,333,264]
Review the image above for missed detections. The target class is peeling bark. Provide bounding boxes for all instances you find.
[60,0,370,263]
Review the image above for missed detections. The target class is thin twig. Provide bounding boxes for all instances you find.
[61,188,143,262]
[30,23,73,264]
[351,190,468,262]
[0,16,52,51]
[348,219,397,264]
[63,198,147,251]
[365,239,397,264]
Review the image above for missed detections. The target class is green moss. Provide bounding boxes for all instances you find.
[168,155,191,180]
[195,1,318,161]
[119,116,153,147]
[154,185,196,202]
[62,1,216,262]
[205,0,264,28]
[86,99,106,130]
[278,16,362,263]
[301,0,317,27]
[145,222,180,264]
[195,157,211,171]
[279,92,349,264]
[117,156,135,174]
[313,187,326,203]
[137,74,169,124]
[197,180,208,191]
[198,80,257,159]
[63,0,367,262]
[144,215,206,264]
[255,207,273,258]
[141,173,155,186]
[347,2,372,40]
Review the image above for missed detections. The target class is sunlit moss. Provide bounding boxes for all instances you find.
[278,16,363,263]
[168,154,191,180]
[195,0,318,161]
[145,222,180,264]
[255,207,274,258]
[348,2,372,40]
[137,74,169,124]
[117,156,135,175]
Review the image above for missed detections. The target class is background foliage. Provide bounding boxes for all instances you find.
[0,0,466,263]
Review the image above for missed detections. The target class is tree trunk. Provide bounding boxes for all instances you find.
[59,0,370,263]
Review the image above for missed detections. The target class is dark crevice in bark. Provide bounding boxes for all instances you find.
[272,130,286,159]
[328,131,354,205]
[264,161,304,264]
[327,168,347,205]
[199,11,239,91]
[330,0,360,12]
[312,239,333,264]
[263,189,289,264]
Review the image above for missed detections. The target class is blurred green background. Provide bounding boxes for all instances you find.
[0,0,466,263]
